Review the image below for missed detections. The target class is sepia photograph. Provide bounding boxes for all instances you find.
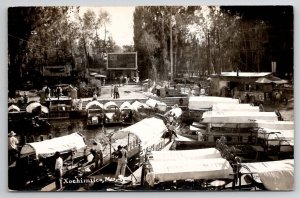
[7,5,294,192]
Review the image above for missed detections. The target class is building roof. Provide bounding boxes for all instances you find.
[219,72,272,77]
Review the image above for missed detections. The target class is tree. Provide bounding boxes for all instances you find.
[8,7,69,94]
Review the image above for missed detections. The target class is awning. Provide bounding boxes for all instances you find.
[26,102,49,114]
[146,99,167,112]
[26,102,41,113]
[146,98,159,108]
[256,120,294,130]
[241,159,294,190]
[202,111,278,124]
[257,128,294,146]
[189,96,239,110]
[146,158,233,186]
[256,77,272,84]
[212,104,259,112]
[95,74,106,78]
[104,101,119,110]
[86,101,104,110]
[131,101,150,112]
[90,72,98,76]
[120,101,133,110]
[165,107,183,118]
[8,105,20,112]
[273,79,289,84]
[20,133,87,159]
[111,117,167,150]
[149,148,221,161]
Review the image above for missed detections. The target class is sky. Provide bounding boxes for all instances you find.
[81,6,135,47]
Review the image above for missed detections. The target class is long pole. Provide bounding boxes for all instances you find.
[170,7,173,82]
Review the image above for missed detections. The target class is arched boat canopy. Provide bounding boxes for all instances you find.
[131,101,150,112]
[8,105,20,112]
[120,101,133,110]
[165,107,183,118]
[111,117,167,150]
[104,101,119,110]
[86,101,104,110]
[20,133,87,159]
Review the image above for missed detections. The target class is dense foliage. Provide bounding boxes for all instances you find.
[133,6,293,81]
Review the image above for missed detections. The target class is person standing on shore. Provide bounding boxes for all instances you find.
[111,84,114,98]
[114,85,119,99]
[114,85,120,99]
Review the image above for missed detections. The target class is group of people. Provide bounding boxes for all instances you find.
[89,140,128,179]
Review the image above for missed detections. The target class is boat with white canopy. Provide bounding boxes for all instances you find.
[212,104,260,112]
[240,159,294,191]
[189,96,239,110]
[104,101,121,124]
[86,101,105,126]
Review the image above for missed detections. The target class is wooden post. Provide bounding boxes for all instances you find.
[127,133,130,150]
[109,137,112,161]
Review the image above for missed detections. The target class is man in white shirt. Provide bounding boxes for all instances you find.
[54,152,63,190]
[114,145,128,178]
[8,131,19,164]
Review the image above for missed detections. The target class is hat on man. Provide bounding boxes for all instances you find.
[8,131,16,137]
[118,145,122,150]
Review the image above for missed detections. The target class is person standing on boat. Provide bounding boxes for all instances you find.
[92,140,103,168]
[54,151,63,191]
[114,145,128,178]
[8,131,19,164]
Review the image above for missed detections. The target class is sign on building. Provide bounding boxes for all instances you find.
[107,52,137,70]
[43,65,71,77]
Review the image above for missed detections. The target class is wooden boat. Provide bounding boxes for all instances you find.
[131,101,151,122]
[86,101,105,127]
[82,117,171,188]
[120,145,237,190]
[146,99,167,113]
[110,117,169,160]
[198,111,279,144]
[255,120,294,153]
[104,101,121,125]
[239,159,294,190]
[46,97,72,119]
[118,102,134,125]
[9,133,88,190]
